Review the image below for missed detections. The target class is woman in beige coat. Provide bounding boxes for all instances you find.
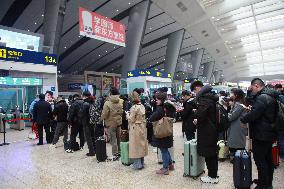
[127,91,148,170]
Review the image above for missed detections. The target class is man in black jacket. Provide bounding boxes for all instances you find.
[240,78,278,189]
[49,97,69,149]
[181,90,197,141]
[82,91,96,157]
[67,94,85,152]
[33,93,53,145]
[191,81,219,184]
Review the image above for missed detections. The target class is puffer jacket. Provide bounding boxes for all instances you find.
[240,88,278,141]
[68,98,84,125]
[195,85,219,157]
[53,100,69,122]
[101,95,123,128]
[81,97,94,127]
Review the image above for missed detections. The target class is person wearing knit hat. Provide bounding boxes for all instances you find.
[127,91,148,170]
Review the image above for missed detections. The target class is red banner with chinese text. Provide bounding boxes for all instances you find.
[79,7,126,47]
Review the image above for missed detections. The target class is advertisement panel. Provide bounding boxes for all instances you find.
[79,7,126,47]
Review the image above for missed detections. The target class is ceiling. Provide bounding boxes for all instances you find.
[153,0,284,81]
[0,0,217,81]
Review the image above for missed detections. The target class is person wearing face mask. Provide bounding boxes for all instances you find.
[240,78,278,189]
[227,88,247,163]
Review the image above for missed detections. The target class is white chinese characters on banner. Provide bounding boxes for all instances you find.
[79,7,126,47]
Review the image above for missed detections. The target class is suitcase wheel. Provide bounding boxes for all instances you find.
[183,173,189,177]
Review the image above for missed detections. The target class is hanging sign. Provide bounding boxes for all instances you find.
[79,7,126,47]
[0,46,57,66]
[0,77,42,86]
[127,69,171,79]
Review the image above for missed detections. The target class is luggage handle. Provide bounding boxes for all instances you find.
[190,155,193,166]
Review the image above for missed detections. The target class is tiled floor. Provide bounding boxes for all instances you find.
[0,123,283,189]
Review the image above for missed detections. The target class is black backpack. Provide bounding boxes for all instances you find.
[215,102,230,133]
[274,97,284,134]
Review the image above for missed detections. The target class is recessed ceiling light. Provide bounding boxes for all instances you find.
[208,57,210,58]
[230,47,233,48]
[149,27,152,30]
[197,48,199,50]
[163,58,165,61]
[149,64,152,66]
[157,61,159,63]
[78,35,81,38]
[41,14,44,17]
[221,28,225,31]
[128,2,131,5]
[116,9,119,12]
[27,29,30,31]
[211,16,215,19]
[99,54,101,57]
[216,18,220,21]
[234,56,237,58]
[106,72,108,73]
[106,50,108,53]
[35,22,37,25]
[64,46,67,49]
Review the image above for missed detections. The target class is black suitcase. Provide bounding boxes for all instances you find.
[233,150,252,189]
[95,136,107,162]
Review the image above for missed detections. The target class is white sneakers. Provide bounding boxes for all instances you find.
[200,176,219,184]
[49,144,56,150]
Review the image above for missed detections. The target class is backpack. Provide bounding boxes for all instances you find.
[215,102,230,133]
[89,100,102,125]
[77,101,84,122]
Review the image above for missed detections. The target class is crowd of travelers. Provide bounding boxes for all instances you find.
[29,78,284,189]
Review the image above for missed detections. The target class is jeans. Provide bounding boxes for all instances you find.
[70,123,85,148]
[279,135,284,159]
[205,156,218,178]
[132,157,144,169]
[252,139,274,187]
[108,126,121,156]
[160,148,172,169]
[52,122,68,145]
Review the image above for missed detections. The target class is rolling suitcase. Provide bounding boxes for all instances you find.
[120,142,133,166]
[217,140,229,161]
[157,147,175,164]
[233,150,252,189]
[272,141,280,168]
[183,139,205,178]
[95,136,107,162]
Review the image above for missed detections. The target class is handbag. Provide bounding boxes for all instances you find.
[152,117,173,138]
[120,129,129,142]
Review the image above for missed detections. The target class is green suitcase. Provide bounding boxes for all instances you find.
[183,139,205,178]
[120,142,133,166]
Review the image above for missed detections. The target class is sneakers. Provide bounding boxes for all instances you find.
[80,147,84,151]
[169,164,175,171]
[66,149,74,153]
[200,176,219,184]
[49,144,56,149]
[112,155,120,161]
[156,168,169,175]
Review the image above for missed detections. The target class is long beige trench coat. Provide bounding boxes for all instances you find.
[128,103,148,159]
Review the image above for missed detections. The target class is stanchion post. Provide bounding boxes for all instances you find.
[0,114,10,146]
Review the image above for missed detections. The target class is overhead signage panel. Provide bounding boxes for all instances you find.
[0,46,57,66]
[127,69,171,79]
[0,77,42,86]
[79,7,126,47]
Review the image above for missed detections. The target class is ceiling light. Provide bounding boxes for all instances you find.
[197,48,199,50]
[27,29,30,31]
[216,18,220,21]
[211,16,215,19]
[208,57,210,58]
[149,64,152,66]
[116,9,119,12]
[35,22,37,25]
[99,54,101,57]
[230,47,233,49]
[157,61,159,63]
[106,72,108,73]
[221,28,225,31]
[163,58,165,61]
[149,27,152,30]
[128,2,131,5]
[41,14,44,17]
[78,35,81,38]
[64,46,66,49]
[106,50,108,53]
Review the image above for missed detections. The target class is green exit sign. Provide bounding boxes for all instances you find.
[0,77,42,86]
